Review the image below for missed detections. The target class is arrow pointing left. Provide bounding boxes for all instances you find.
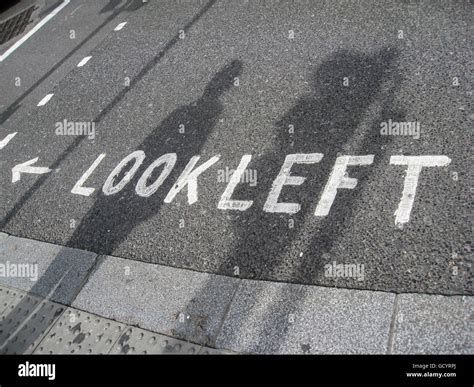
[12,158,52,183]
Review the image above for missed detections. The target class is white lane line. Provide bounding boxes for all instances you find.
[114,22,127,31]
[0,132,17,150]
[77,56,92,67]
[0,0,71,62]
[37,93,54,106]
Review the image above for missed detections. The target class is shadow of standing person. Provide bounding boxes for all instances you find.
[66,59,243,256]
[0,59,243,353]
[182,48,404,350]
[217,48,401,282]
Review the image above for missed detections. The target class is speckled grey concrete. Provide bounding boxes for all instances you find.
[72,255,239,346]
[215,280,395,354]
[1,234,473,354]
[391,294,474,354]
[0,235,97,304]
[3,234,473,354]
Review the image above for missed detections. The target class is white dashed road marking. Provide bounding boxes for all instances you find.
[114,22,128,31]
[77,56,92,67]
[37,94,54,106]
[0,132,17,150]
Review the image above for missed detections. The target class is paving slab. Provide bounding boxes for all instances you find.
[110,326,202,354]
[215,280,395,354]
[34,307,125,354]
[0,291,65,354]
[72,255,240,346]
[0,284,23,315]
[391,294,473,354]
[0,235,98,304]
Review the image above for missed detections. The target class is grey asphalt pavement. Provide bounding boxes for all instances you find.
[0,0,472,295]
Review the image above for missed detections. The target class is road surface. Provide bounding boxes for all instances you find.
[0,0,472,295]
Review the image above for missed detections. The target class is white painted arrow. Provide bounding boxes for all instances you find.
[12,158,52,183]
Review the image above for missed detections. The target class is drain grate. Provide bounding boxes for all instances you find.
[0,5,35,45]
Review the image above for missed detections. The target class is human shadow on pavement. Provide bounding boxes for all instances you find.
[180,47,405,349]
[1,0,216,231]
[66,59,243,255]
[0,59,243,353]
[214,48,403,282]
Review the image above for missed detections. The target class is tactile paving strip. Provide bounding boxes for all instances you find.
[0,292,65,354]
[0,285,23,315]
[110,326,202,354]
[34,308,125,354]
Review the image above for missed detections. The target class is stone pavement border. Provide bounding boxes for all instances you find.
[0,232,472,354]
